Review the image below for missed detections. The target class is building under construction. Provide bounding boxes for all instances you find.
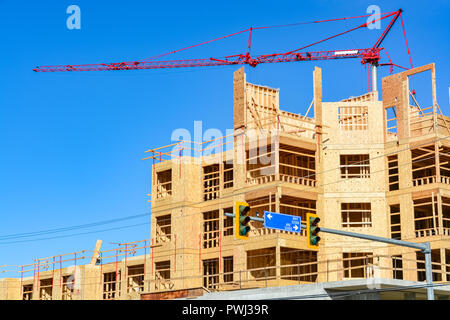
[1,63,449,300]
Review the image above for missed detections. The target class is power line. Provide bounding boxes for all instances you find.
[150,135,450,217]
[1,133,447,267]
[2,141,445,253]
[0,213,150,241]
[0,222,151,245]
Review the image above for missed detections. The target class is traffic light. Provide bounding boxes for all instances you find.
[235,201,251,240]
[307,212,321,249]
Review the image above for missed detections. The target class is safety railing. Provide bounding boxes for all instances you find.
[246,173,316,187]
[413,175,436,187]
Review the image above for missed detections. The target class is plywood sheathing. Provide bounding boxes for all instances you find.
[233,67,246,130]
[382,63,437,141]
[2,63,450,300]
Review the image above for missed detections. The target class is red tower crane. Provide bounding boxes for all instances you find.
[33,9,413,92]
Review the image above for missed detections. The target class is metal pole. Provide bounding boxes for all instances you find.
[319,226,435,299]
[372,64,378,91]
[319,226,426,251]
[224,212,264,222]
[224,212,435,299]
[318,226,434,300]
[424,242,434,300]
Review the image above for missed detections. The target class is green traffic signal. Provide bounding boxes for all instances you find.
[236,202,251,240]
[239,205,251,236]
[310,217,320,244]
[239,213,251,236]
[307,213,321,249]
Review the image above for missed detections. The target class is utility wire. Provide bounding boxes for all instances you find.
[150,135,450,217]
[0,213,150,241]
[2,137,444,250]
[1,135,447,264]
[0,222,151,245]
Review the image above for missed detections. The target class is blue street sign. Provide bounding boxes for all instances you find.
[264,211,302,233]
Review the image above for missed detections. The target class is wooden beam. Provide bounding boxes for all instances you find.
[248,96,264,131]
[90,240,103,265]
[303,98,314,119]
[401,63,434,78]
[435,141,441,184]
[409,90,425,116]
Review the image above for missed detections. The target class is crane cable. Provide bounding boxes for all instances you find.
[139,11,397,63]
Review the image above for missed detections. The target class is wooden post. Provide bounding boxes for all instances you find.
[438,192,444,236]
[275,243,281,281]
[431,65,438,133]
[432,192,437,235]
[435,141,441,184]
[274,130,280,180]
[90,240,103,265]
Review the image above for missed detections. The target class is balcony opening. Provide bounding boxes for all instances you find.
[62,275,74,300]
[414,195,439,237]
[385,105,398,137]
[155,260,172,291]
[22,284,33,300]
[155,214,171,244]
[411,144,450,186]
[246,144,275,182]
[156,169,172,199]
[411,145,436,186]
[127,264,145,293]
[279,144,316,186]
[39,278,53,300]
[408,69,437,138]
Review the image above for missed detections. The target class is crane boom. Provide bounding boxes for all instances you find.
[32,8,412,93]
[33,48,381,72]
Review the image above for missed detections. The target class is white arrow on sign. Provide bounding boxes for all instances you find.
[293,225,299,231]
[267,213,272,220]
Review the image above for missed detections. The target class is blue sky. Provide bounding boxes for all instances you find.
[0,0,448,276]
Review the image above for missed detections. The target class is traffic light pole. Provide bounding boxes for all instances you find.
[224,212,434,300]
[224,212,264,222]
[315,225,434,300]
